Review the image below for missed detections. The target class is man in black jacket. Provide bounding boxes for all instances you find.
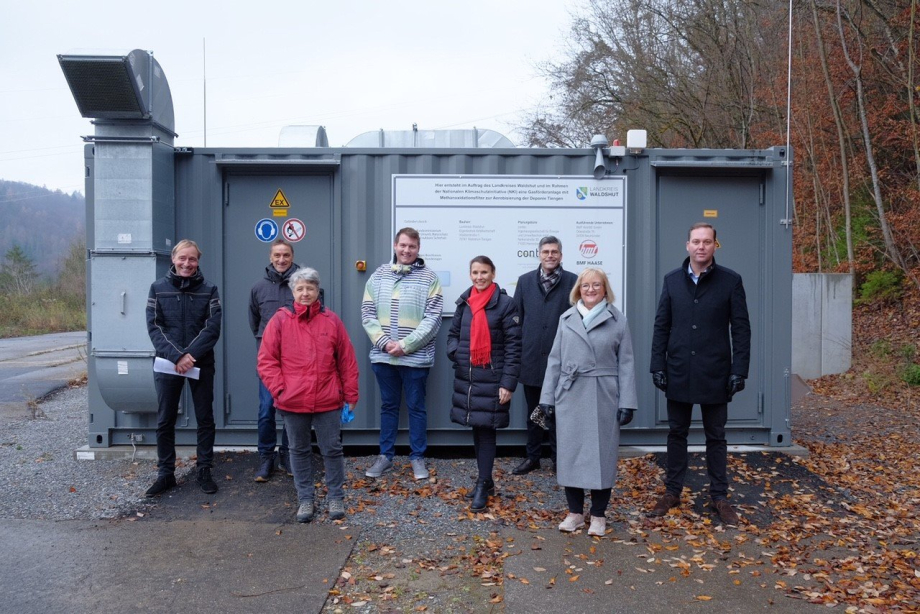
[145,239,222,497]
[649,223,750,525]
[511,236,578,475]
[249,239,300,482]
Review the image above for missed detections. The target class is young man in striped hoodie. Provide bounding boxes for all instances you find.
[362,227,443,480]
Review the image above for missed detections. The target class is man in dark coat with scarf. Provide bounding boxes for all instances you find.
[649,223,750,525]
[511,236,578,475]
[249,238,300,482]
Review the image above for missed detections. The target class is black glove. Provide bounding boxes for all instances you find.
[616,408,634,426]
[652,371,667,392]
[727,374,745,400]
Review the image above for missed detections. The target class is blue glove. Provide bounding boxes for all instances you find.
[341,403,354,424]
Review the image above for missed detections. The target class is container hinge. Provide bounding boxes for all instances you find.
[223,183,230,207]
[757,392,764,415]
[224,393,231,415]
[759,183,765,206]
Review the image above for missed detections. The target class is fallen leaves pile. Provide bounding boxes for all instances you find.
[323,392,920,612]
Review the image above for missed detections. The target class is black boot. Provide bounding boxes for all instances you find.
[464,478,495,499]
[470,479,491,512]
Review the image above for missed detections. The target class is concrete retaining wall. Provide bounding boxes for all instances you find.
[792,273,852,379]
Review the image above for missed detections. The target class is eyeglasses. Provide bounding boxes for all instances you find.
[580,282,603,290]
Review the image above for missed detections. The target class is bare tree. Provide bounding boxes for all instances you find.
[813,0,856,273]
[836,0,905,270]
[522,0,786,148]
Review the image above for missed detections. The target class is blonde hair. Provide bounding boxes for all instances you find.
[171,239,201,258]
[570,268,615,306]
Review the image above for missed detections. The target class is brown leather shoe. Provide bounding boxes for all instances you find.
[648,493,681,517]
[712,499,739,526]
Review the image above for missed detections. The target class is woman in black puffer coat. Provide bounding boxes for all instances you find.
[447,255,521,511]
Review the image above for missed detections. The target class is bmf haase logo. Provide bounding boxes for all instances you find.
[576,187,589,201]
[579,240,599,258]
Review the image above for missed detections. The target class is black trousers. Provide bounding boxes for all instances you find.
[472,426,497,481]
[665,399,728,501]
[154,366,216,477]
[523,385,556,462]
[564,487,612,517]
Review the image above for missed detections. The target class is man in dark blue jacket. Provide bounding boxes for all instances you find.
[249,238,299,482]
[649,223,750,525]
[145,239,222,497]
[511,236,578,475]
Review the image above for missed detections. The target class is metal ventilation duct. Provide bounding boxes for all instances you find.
[58,49,176,136]
[346,127,514,148]
[278,125,329,147]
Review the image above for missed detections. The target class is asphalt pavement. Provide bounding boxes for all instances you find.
[0,331,86,421]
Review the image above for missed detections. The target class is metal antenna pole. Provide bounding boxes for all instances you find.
[782,0,794,228]
[203,38,207,147]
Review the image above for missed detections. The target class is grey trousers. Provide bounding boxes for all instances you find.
[278,409,344,503]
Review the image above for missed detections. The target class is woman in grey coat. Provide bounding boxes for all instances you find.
[540,267,638,536]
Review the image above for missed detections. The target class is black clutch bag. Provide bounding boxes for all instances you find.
[530,404,555,430]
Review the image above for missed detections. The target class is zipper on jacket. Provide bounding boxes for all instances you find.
[466,362,473,424]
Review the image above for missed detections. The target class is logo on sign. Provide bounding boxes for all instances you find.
[579,240,599,258]
[255,218,279,243]
[576,187,588,201]
[270,189,291,208]
[282,218,306,243]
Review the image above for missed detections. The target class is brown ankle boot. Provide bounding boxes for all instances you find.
[648,492,681,517]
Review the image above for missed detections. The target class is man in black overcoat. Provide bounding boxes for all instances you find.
[648,223,750,525]
[511,236,578,474]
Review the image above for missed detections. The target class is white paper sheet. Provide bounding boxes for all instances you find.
[153,356,200,380]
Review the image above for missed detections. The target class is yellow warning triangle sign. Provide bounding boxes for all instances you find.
[270,189,291,208]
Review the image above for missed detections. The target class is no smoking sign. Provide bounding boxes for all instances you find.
[282,218,305,243]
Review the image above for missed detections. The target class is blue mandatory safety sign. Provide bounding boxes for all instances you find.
[254,218,279,242]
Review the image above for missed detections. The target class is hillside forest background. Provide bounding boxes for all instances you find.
[0,180,86,337]
[2,0,919,404]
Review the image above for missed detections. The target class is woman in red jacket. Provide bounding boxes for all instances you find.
[258,267,359,523]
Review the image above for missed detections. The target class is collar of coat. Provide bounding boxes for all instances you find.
[559,301,619,339]
[281,301,326,319]
[682,256,717,282]
[389,255,427,274]
[265,262,300,284]
[167,266,205,291]
[455,284,506,309]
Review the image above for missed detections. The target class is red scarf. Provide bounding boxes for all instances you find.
[468,283,496,367]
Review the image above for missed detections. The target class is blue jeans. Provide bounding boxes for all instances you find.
[279,409,344,503]
[371,363,429,460]
[257,379,288,459]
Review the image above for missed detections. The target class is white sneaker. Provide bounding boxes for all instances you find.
[588,515,606,536]
[365,455,393,478]
[410,458,429,480]
[558,513,585,532]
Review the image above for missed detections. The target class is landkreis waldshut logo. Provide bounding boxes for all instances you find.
[576,187,588,201]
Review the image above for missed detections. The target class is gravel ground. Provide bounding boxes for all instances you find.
[0,385,187,521]
[0,384,568,531]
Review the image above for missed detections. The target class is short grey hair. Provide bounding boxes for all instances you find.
[539,236,562,251]
[289,266,320,288]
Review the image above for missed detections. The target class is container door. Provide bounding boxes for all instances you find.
[222,174,334,425]
[655,173,764,429]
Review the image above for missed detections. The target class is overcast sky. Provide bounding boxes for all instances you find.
[0,0,578,195]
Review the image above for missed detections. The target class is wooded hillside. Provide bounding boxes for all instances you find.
[524,0,920,295]
[0,180,85,277]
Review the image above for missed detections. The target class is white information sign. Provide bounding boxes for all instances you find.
[392,175,627,315]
